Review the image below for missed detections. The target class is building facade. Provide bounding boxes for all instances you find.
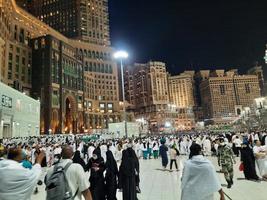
[30,35,84,134]
[168,72,195,108]
[200,70,261,122]
[77,41,121,130]
[23,0,110,46]
[168,72,195,129]
[125,61,196,131]
[0,0,53,94]
[125,61,169,114]
[0,0,121,134]
[247,65,265,96]
[0,81,40,138]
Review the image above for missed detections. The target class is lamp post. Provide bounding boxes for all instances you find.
[114,50,128,138]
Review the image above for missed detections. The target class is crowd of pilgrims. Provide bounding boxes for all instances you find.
[0,130,267,200]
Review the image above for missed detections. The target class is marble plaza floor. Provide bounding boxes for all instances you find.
[34,156,267,200]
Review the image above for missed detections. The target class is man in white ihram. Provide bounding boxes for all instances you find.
[0,147,45,200]
[181,143,225,200]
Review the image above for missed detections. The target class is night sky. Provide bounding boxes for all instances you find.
[109,0,267,75]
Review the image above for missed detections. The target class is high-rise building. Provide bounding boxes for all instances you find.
[168,72,195,108]
[0,0,121,134]
[30,35,84,134]
[126,61,169,113]
[125,61,194,131]
[200,70,261,122]
[72,41,121,130]
[17,0,120,131]
[23,0,110,46]
[0,0,51,94]
[168,72,195,129]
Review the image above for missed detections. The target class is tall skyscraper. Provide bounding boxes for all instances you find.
[23,0,110,46]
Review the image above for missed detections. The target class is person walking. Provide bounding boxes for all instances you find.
[159,138,168,170]
[152,141,159,159]
[240,141,259,181]
[105,150,119,200]
[181,143,225,200]
[253,140,267,180]
[118,144,139,200]
[169,145,179,171]
[86,148,106,200]
[218,138,236,188]
[45,146,92,200]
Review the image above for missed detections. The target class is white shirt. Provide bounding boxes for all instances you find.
[0,160,42,200]
[46,159,90,200]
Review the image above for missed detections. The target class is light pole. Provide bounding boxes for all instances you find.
[114,50,129,138]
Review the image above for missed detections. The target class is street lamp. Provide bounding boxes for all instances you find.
[114,50,129,138]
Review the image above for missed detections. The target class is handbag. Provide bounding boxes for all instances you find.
[239,162,244,171]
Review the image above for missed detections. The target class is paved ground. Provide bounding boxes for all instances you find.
[34,156,267,200]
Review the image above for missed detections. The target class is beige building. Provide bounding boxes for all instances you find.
[168,71,195,129]
[69,38,120,131]
[200,70,261,121]
[0,37,4,80]
[0,0,55,94]
[168,72,195,108]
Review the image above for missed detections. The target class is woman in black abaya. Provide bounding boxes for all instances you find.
[240,141,259,181]
[86,147,106,200]
[119,145,139,200]
[105,150,119,200]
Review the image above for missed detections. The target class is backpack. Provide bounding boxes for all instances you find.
[45,162,75,200]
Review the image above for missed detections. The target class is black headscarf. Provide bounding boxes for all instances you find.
[120,148,138,176]
[93,147,101,158]
[106,150,118,175]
